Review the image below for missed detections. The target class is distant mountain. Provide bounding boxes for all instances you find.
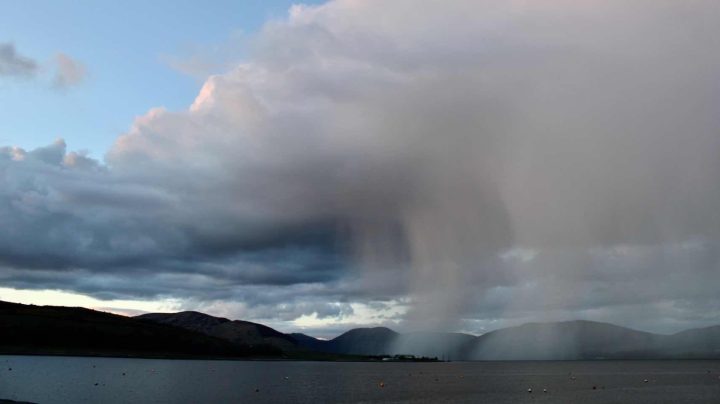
[136,311,298,352]
[460,320,720,360]
[461,320,665,360]
[664,325,720,358]
[291,327,474,359]
[288,332,328,352]
[137,311,230,334]
[392,332,476,360]
[292,320,720,360]
[5,300,719,360]
[0,301,279,358]
[290,327,398,356]
[327,327,399,355]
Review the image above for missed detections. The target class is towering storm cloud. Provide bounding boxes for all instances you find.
[1,0,719,335]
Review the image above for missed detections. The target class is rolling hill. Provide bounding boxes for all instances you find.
[4,300,719,360]
[0,300,280,358]
[136,311,298,352]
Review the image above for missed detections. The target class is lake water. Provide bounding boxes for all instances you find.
[1,356,719,403]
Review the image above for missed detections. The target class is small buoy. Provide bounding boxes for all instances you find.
[122,372,126,376]
[255,388,260,393]
[528,388,532,393]
[643,379,649,383]
[543,388,547,393]
[284,376,289,380]
[379,382,385,388]
[592,386,597,390]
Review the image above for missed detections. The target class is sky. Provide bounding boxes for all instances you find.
[0,0,322,156]
[1,0,719,339]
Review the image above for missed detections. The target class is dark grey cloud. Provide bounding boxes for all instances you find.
[0,43,37,77]
[2,0,720,336]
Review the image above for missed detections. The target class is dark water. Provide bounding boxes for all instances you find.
[1,356,719,403]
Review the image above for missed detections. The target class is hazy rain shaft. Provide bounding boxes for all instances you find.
[263,0,720,331]
[2,0,720,335]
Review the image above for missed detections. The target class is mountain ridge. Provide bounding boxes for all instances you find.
[0,300,281,358]
[288,320,720,359]
[3,300,719,360]
[136,311,298,352]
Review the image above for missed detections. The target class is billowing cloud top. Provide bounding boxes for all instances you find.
[2,0,719,335]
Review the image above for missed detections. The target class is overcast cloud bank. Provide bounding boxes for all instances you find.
[1,0,719,336]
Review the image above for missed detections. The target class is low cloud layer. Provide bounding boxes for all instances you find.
[1,0,719,336]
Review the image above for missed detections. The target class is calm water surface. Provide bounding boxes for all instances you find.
[1,356,719,403]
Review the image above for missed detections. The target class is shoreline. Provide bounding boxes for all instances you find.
[3,352,719,363]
